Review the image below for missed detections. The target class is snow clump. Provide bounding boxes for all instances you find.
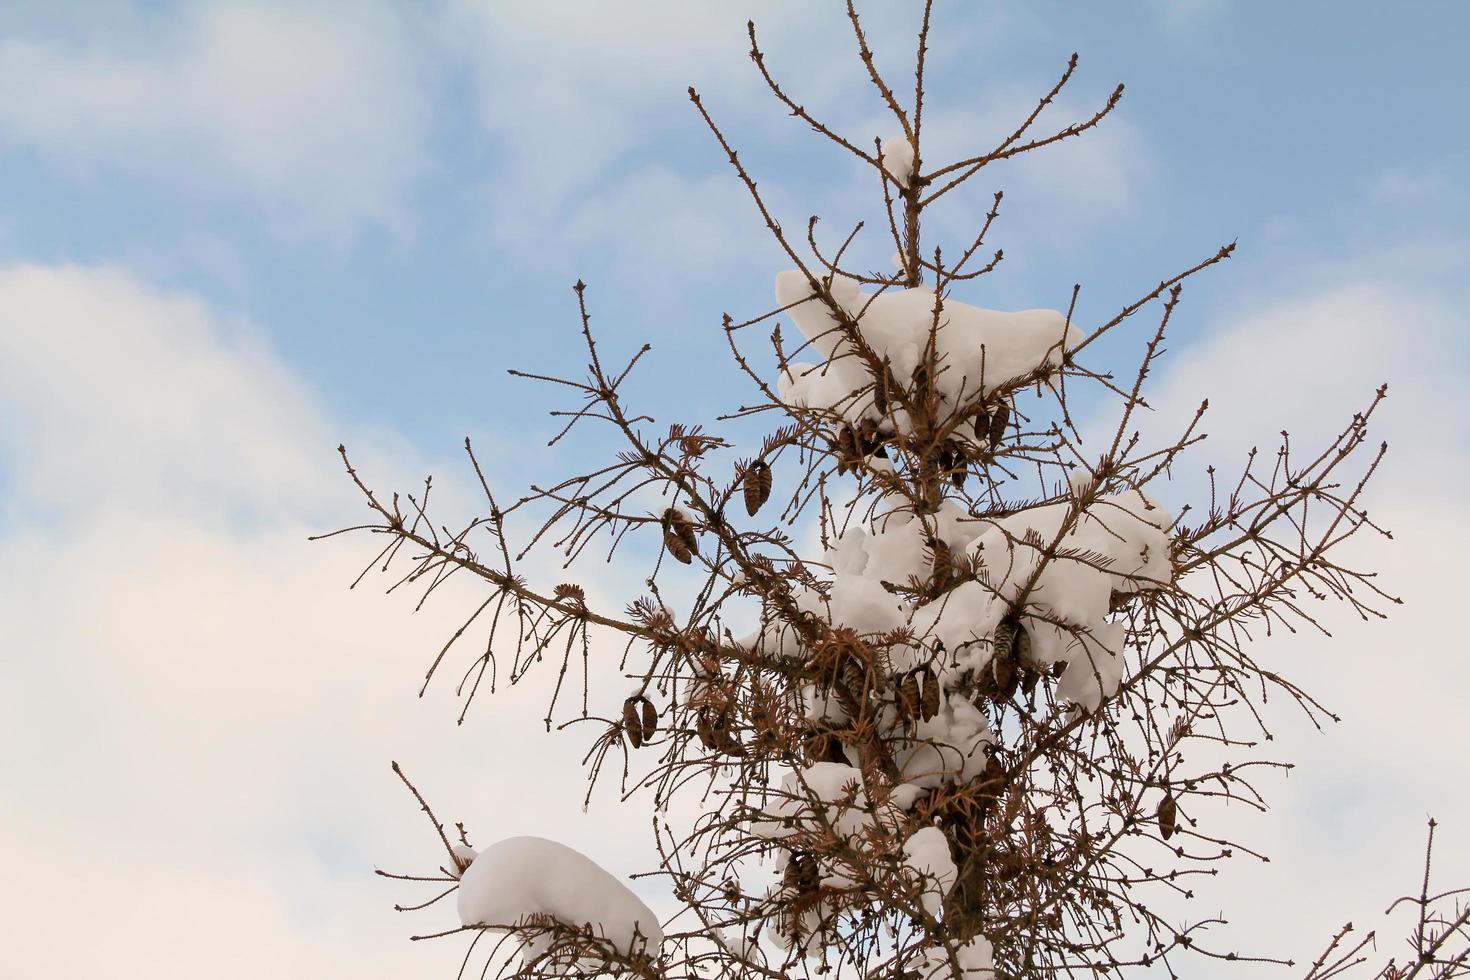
[773,269,1081,442]
[916,935,997,979]
[457,836,662,957]
[879,134,916,187]
[914,487,1174,712]
[901,826,958,919]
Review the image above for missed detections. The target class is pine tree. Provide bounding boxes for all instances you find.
[321,5,1467,978]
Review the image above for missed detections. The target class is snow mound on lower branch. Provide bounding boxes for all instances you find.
[901,826,958,919]
[457,836,662,956]
[918,936,997,979]
[748,761,875,844]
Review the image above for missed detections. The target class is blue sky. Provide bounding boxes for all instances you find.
[2,1,1465,449]
[1,2,1467,976]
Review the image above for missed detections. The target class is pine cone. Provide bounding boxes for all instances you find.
[832,425,858,475]
[992,620,1016,662]
[973,410,990,443]
[1014,622,1034,667]
[623,698,645,748]
[929,537,954,592]
[920,667,940,721]
[899,672,921,720]
[663,529,692,564]
[788,851,819,892]
[742,460,773,517]
[1157,791,1178,840]
[987,401,1010,450]
[993,650,1018,700]
[664,508,699,561]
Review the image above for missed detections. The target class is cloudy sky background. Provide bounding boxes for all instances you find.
[1,1,1467,976]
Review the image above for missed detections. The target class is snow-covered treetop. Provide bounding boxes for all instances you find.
[324,4,1433,978]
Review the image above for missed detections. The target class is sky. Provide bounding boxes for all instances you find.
[1,1,1467,976]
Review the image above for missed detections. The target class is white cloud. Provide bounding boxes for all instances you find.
[445,1,993,275]
[0,1,431,239]
[0,263,333,524]
[443,2,836,204]
[1137,282,1465,484]
[1373,169,1456,203]
[0,264,668,975]
[1116,277,1470,975]
[912,90,1151,253]
[483,163,774,308]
